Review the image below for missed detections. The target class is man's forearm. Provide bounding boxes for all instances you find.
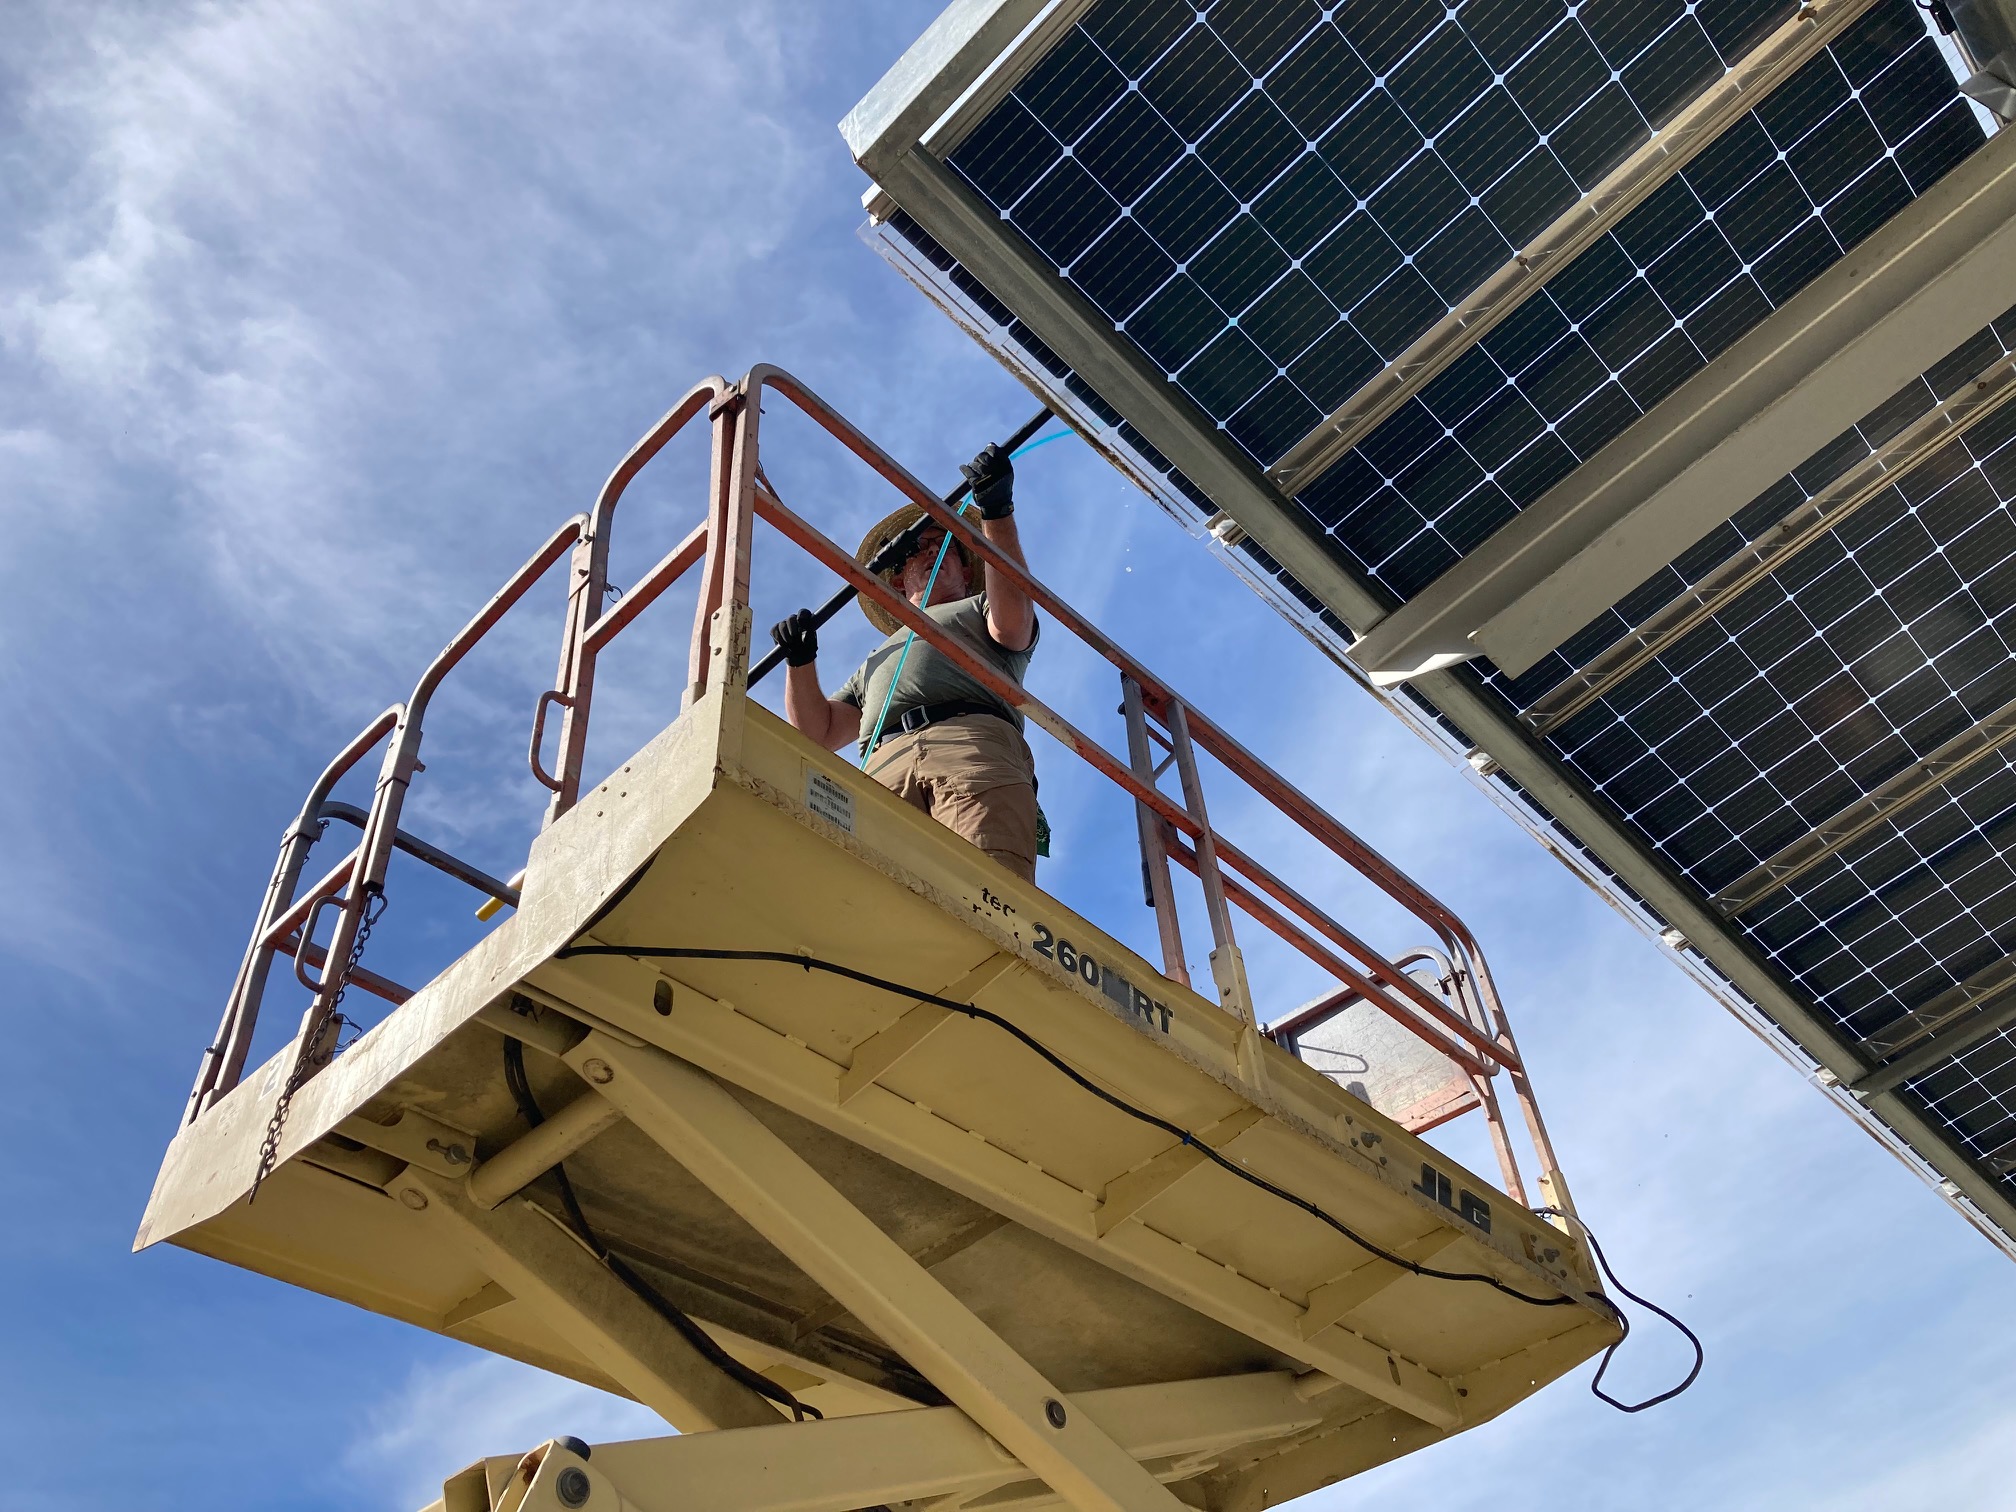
[981,514,1036,650]
[784,665,863,751]
[784,663,832,743]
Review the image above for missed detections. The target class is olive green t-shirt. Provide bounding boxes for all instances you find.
[834,592,1037,751]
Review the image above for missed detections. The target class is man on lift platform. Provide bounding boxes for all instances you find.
[769,444,1041,881]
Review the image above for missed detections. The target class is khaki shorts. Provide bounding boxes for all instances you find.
[865,714,1038,881]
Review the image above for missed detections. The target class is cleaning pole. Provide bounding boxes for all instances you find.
[747,406,1053,687]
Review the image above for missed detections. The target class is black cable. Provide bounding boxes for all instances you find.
[556,945,1580,1306]
[498,1036,821,1422]
[554,944,1705,1412]
[1535,1207,1704,1412]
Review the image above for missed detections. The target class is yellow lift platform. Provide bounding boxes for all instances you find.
[139,370,1621,1512]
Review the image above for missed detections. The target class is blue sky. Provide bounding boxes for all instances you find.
[6,3,2016,1508]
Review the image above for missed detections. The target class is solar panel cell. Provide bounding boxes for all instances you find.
[1453,387,1548,470]
[1437,88,1541,196]
[1351,265,1446,357]
[950,98,1059,210]
[1419,346,1505,427]
[1243,269,1336,365]
[1200,94,1307,201]
[1180,325,1275,417]
[1015,28,1129,144]
[1509,23,1611,132]
[1897,99,1985,193]
[1645,221,1744,316]
[1624,19,1724,127]
[1522,335,1607,420]
[1621,328,1705,410]
[1684,275,1773,360]
[1228,377,1324,458]
[1298,210,1402,313]
[1072,218,1177,321]
[1336,0,1443,72]
[1265,25,1370,140]
[1583,280,1674,369]
[1458,0,1563,72]
[1751,216,1837,304]
[1142,26,1251,141]
[1286,322,1383,410]
[1789,102,1888,203]
[1082,0,1193,76]
[1478,146,1582,243]
[1371,151,1472,253]
[1191,213,1287,314]
[1444,481,1521,553]
[1014,158,1120,267]
[1078,93,1186,204]
[1392,24,1498,137]
[1828,0,1925,85]
[1496,430,1578,506]
[1397,439,1485,515]
[1252,153,1354,255]
[1683,110,1776,208]
[1558,380,1641,458]
[1863,41,1965,144]
[1132,154,1240,261]
[1756,45,1852,147]
[1380,530,1464,597]
[1581,0,1683,67]
[1419,208,1518,303]
[1127,275,1225,372]
[1206,0,1323,74]
[1319,91,1418,199]
[1552,85,1655,187]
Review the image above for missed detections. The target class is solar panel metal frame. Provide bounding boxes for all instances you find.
[845,0,2016,1257]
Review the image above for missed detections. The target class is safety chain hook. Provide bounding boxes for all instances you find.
[250,887,389,1200]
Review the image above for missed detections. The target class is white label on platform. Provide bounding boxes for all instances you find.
[805,768,855,833]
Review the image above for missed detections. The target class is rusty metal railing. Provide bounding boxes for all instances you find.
[183,366,1573,1218]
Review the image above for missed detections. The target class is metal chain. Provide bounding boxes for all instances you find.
[250,888,388,1200]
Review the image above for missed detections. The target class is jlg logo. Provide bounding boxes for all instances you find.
[1413,1161,1492,1233]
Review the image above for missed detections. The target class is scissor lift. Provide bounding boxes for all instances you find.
[139,370,1619,1512]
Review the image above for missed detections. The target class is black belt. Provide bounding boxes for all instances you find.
[890,699,1014,736]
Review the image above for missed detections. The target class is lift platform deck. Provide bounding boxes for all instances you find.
[139,370,1619,1512]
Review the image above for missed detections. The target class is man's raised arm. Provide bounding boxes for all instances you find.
[963,443,1035,653]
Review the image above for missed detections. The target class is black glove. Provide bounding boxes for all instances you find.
[963,441,1015,520]
[770,609,819,667]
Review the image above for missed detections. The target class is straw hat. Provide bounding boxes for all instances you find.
[855,504,980,635]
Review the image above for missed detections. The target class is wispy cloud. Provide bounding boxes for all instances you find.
[343,1351,663,1512]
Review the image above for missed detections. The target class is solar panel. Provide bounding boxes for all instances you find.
[1479,305,2016,1184]
[857,0,2016,1236]
[1303,18,1984,599]
[947,0,1977,608]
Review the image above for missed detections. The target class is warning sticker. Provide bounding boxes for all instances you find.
[805,768,855,833]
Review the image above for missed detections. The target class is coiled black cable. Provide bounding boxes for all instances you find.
[1536,1206,1704,1412]
[499,1035,820,1422]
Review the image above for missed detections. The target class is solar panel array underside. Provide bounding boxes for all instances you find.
[882,0,2016,1205]
[1487,307,2016,1186]
[947,0,1983,605]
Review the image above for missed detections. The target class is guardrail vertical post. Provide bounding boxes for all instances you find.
[1121,674,1189,989]
[1166,700,1264,1080]
[540,520,608,824]
[688,384,756,707]
[188,815,321,1123]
